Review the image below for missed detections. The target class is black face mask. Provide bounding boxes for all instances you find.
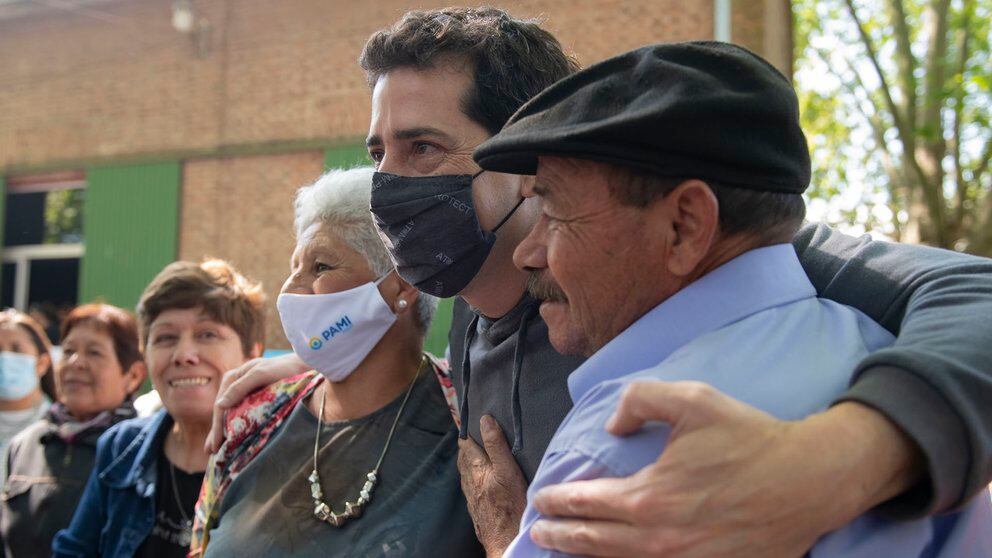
[370,171,524,298]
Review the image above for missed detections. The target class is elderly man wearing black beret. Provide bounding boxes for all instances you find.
[475,41,992,557]
[208,9,992,557]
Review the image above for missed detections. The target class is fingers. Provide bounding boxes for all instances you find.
[220,365,285,407]
[606,380,720,436]
[530,518,647,557]
[204,361,257,453]
[533,476,637,523]
[457,436,491,502]
[204,408,226,454]
[216,353,307,407]
[457,435,491,472]
[479,415,521,477]
[214,359,261,408]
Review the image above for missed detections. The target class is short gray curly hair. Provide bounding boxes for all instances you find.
[293,166,437,331]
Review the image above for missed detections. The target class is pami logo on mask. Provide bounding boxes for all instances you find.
[309,316,354,350]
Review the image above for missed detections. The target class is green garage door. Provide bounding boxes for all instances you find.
[79,162,180,310]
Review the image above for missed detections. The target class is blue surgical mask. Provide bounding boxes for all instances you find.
[0,352,40,400]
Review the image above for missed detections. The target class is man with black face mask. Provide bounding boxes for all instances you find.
[208,7,992,558]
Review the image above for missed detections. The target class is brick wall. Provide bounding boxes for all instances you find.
[0,0,730,169]
[1,0,788,348]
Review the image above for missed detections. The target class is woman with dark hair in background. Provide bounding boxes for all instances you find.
[1,303,146,557]
[0,309,58,478]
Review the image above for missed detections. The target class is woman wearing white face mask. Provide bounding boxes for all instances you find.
[189,167,482,557]
[0,309,58,478]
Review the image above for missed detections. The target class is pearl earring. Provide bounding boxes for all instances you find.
[397,299,409,310]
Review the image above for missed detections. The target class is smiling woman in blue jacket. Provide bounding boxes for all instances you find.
[52,259,264,558]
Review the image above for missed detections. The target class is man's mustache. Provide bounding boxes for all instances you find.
[527,272,567,303]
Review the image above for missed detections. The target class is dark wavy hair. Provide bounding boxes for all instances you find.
[360,6,580,135]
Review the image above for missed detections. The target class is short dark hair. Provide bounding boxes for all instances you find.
[606,166,806,243]
[61,303,142,372]
[359,7,580,135]
[136,259,266,356]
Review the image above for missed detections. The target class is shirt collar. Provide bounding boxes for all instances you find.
[568,244,817,402]
[99,409,171,496]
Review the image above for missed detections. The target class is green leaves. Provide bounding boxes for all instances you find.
[794,0,992,252]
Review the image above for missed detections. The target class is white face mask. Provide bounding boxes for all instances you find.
[277,275,398,382]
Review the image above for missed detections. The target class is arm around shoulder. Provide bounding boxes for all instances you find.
[794,222,992,516]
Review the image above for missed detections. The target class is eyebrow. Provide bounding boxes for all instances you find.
[365,126,456,147]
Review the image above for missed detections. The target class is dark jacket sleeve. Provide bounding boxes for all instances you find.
[50,431,113,557]
[792,222,992,518]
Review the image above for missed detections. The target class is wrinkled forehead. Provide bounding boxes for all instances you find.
[534,156,611,198]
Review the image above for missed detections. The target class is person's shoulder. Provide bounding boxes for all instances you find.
[5,418,55,467]
[423,351,450,381]
[810,297,895,351]
[548,380,648,473]
[224,371,317,440]
[8,417,54,448]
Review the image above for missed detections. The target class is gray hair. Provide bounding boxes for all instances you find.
[293,166,437,331]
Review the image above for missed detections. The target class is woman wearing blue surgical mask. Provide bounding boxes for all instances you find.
[0,309,58,478]
[188,167,482,557]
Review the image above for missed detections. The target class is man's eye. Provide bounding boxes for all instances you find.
[315,262,333,273]
[412,142,439,156]
[368,149,384,163]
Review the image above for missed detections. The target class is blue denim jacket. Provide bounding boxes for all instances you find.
[52,410,171,557]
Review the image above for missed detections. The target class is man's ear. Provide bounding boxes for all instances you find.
[661,179,720,277]
[124,360,147,395]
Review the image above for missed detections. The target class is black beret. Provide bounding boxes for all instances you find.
[474,41,811,194]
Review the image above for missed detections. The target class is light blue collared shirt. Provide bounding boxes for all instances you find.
[506,244,992,557]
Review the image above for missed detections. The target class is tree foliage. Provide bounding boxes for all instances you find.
[794,0,992,254]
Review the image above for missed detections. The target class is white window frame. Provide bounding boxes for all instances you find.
[3,172,87,311]
[2,244,85,311]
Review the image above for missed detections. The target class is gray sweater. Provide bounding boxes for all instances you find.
[450,222,992,518]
